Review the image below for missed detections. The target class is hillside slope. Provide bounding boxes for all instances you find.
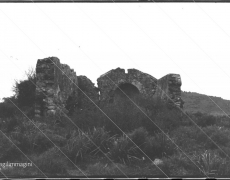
[182,91,230,116]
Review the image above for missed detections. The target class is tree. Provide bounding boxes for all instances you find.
[13,68,36,108]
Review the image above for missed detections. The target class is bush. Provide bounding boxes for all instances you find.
[87,127,115,156]
[107,127,156,164]
[144,132,176,159]
[101,97,146,135]
[72,93,182,136]
[161,153,201,176]
[0,118,48,154]
[30,131,66,154]
[30,147,69,175]
[0,117,19,133]
[72,94,155,135]
[159,150,230,176]
[62,129,90,163]
[193,150,227,176]
[62,126,117,164]
[171,125,230,153]
[171,126,204,153]
[185,112,217,127]
[13,68,36,109]
[127,127,149,148]
[196,125,230,150]
[8,118,67,154]
[107,127,177,164]
[71,108,105,132]
[0,97,19,118]
[140,101,183,134]
[215,146,230,158]
[217,115,230,128]
[0,132,22,162]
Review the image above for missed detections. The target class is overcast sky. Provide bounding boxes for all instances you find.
[0,3,230,102]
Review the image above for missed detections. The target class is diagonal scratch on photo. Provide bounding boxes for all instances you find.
[0,2,230,178]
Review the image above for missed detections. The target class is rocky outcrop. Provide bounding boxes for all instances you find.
[35,57,78,117]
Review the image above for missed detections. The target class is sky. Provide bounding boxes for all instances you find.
[0,3,230,102]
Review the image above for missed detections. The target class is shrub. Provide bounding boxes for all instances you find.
[217,115,230,128]
[141,101,183,134]
[101,98,145,135]
[8,118,67,154]
[62,129,90,163]
[196,125,230,150]
[72,93,182,135]
[193,150,226,176]
[215,146,230,158]
[107,127,176,164]
[127,127,149,148]
[185,112,217,127]
[0,117,19,133]
[107,127,156,164]
[160,149,230,176]
[30,131,63,154]
[30,147,69,175]
[62,127,117,163]
[0,97,19,118]
[0,118,48,154]
[13,68,36,109]
[171,126,204,153]
[87,127,115,156]
[171,125,230,153]
[72,108,105,132]
[160,152,201,176]
[107,134,136,164]
[144,132,176,159]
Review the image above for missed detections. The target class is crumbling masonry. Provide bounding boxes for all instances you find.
[35,57,184,117]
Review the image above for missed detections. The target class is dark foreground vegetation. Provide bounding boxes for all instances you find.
[0,70,230,177]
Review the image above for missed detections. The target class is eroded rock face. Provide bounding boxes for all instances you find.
[97,68,183,108]
[35,57,78,117]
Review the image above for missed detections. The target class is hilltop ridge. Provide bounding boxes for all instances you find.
[182,91,230,116]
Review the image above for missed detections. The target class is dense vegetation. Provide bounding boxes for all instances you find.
[0,70,230,177]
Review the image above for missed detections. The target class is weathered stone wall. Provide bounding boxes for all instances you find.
[77,75,99,110]
[155,74,184,108]
[97,68,183,108]
[35,57,78,117]
[97,68,158,103]
[35,57,184,117]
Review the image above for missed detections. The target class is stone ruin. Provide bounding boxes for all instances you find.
[35,57,184,117]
